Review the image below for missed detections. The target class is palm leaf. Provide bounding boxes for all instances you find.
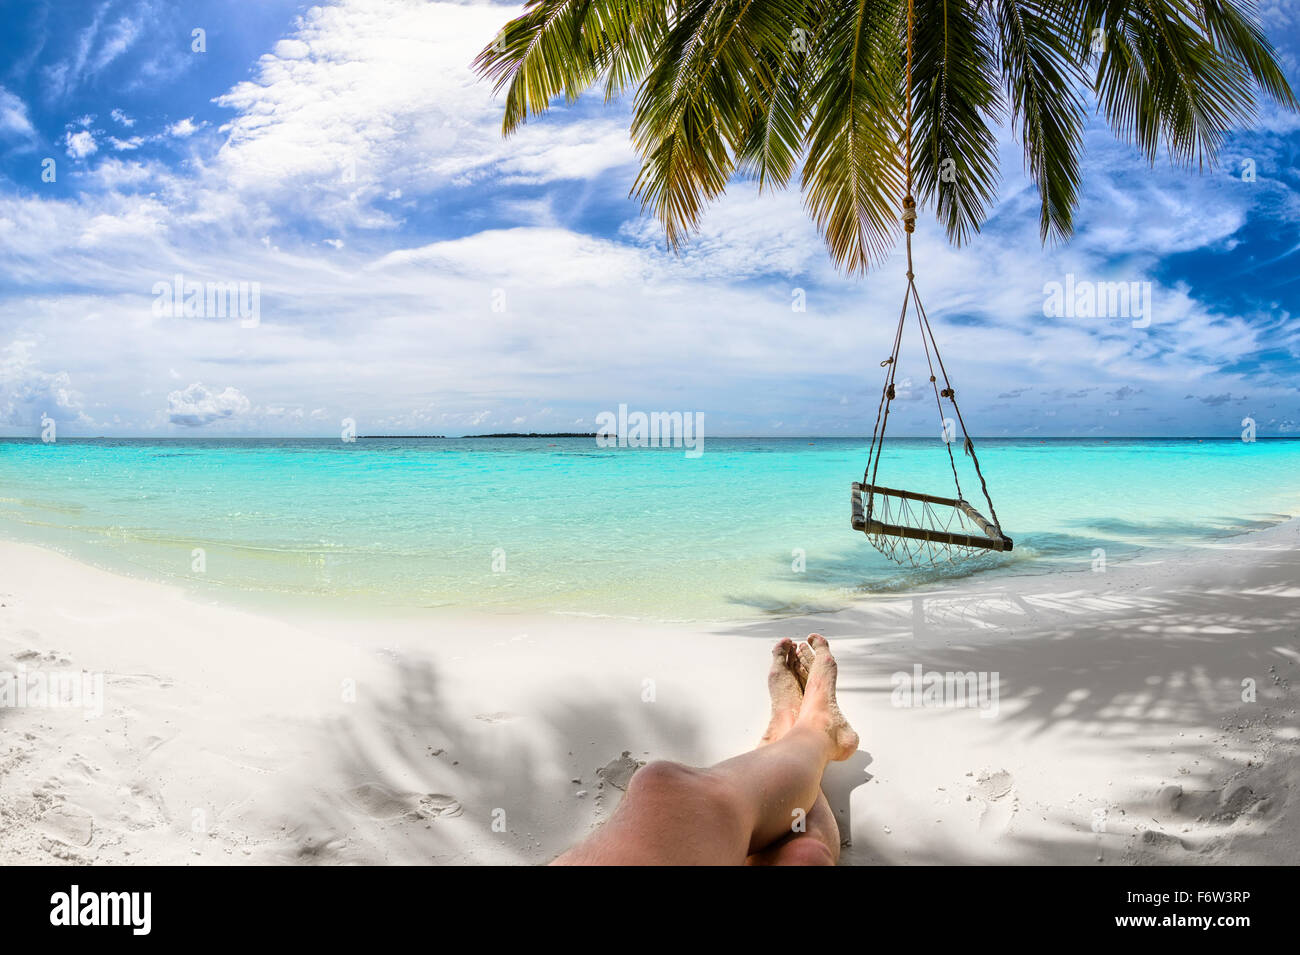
[473,0,670,135]
[1082,0,1267,167]
[478,0,1297,275]
[630,0,810,248]
[1195,0,1297,107]
[910,0,1005,245]
[995,0,1088,242]
[733,2,821,192]
[801,0,907,274]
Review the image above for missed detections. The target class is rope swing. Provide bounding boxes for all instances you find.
[851,0,1012,565]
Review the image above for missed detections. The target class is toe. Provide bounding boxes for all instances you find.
[808,635,836,675]
[793,642,814,687]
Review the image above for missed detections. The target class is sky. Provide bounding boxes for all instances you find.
[0,0,1298,438]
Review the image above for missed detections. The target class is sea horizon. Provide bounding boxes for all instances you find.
[4,435,1297,623]
[5,434,1298,441]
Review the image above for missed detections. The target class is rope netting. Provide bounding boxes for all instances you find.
[860,490,990,568]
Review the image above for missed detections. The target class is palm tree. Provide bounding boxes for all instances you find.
[474,0,1295,275]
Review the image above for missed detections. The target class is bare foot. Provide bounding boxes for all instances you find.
[760,638,803,746]
[795,633,858,760]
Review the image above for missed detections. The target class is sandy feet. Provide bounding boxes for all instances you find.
[761,633,858,761]
[761,638,804,745]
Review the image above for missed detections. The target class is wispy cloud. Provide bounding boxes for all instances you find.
[0,86,35,141]
[41,0,150,100]
[0,0,1296,437]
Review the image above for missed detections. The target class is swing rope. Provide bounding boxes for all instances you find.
[853,0,1010,563]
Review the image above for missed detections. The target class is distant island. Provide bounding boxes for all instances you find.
[357,433,597,439]
[466,432,597,439]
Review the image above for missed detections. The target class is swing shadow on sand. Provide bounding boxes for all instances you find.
[720,527,1300,864]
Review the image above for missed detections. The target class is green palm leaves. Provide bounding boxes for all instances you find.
[475,0,1295,275]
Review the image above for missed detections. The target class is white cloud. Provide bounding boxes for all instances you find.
[167,383,251,426]
[370,227,653,287]
[0,340,90,428]
[110,108,136,127]
[0,86,35,140]
[109,135,144,150]
[208,0,634,229]
[92,16,142,73]
[168,117,201,138]
[0,0,1293,438]
[65,129,98,159]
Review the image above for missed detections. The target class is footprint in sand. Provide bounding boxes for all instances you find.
[970,769,1014,801]
[12,647,70,664]
[967,769,1018,834]
[1155,781,1271,825]
[346,783,418,819]
[418,794,463,818]
[40,804,94,848]
[344,783,463,821]
[113,782,170,831]
[64,755,99,780]
[1139,829,1188,851]
[596,751,644,792]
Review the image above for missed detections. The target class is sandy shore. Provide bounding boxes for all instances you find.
[1,522,1297,865]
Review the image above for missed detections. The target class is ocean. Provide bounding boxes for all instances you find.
[1,436,1297,622]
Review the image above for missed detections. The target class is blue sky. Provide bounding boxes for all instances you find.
[0,0,1298,437]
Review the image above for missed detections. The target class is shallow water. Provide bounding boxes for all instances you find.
[1,437,1297,622]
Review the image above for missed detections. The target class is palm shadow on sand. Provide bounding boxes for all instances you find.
[287,656,705,864]
[721,545,1300,864]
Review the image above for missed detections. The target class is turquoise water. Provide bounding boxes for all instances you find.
[1,437,1297,622]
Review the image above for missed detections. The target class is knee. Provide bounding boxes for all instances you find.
[627,760,705,801]
[628,761,743,820]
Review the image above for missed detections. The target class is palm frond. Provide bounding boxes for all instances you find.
[1082,0,1262,167]
[995,0,1088,242]
[630,0,810,249]
[477,0,1299,276]
[910,0,1005,245]
[473,0,670,135]
[801,0,907,274]
[733,2,822,192]
[1195,0,1297,107]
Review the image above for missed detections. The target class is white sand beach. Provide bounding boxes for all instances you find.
[1,523,1297,866]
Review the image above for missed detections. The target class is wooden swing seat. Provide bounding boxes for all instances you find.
[851,482,1013,552]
